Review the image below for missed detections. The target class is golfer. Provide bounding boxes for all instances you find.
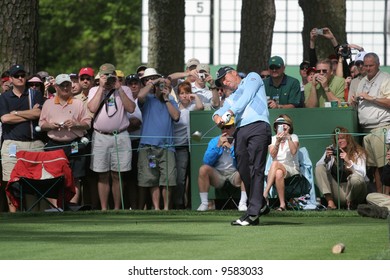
[213,66,271,226]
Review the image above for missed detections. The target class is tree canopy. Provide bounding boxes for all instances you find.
[37,0,142,75]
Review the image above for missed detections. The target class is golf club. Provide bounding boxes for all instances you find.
[191,122,220,142]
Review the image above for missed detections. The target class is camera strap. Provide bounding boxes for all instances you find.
[91,88,115,127]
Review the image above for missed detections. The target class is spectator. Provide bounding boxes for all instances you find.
[69,73,82,96]
[116,70,125,85]
[357,193,389,219]
[299,61,310,90]
[78,67,95,101]
[197,118,248,212]
[136,65,147,78]
[39,74,92,205]
[260,69,270,80]
[1,72,11,93]
[137,68,180,210]
[264,56,302,109]
[306,67,316,83]
[75,67,98,209]
[0,64,45,212]
[124,74,145,209]
[173,81,203,209]
[315,127,367,209]
[191,63,219,109]
[168,58,200,87]
[27,75,44,94]
[348,51,367,104]
[353,52,390,194]
[87,63,136,210]
[213,66,271,226]
[263,114,300,211]
[304,59,345,108]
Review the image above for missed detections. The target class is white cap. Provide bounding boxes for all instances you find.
[355,51,367,62]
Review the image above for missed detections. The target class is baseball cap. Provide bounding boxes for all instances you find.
[116,70,125,78]
[9,64,26,76]
[186,58,200,69]
[306,67,316,75]
[37,71,49,79]
[215,66,234,87]
[79,67,94,77]
[141,68,162,80]
[222,116,235,127]
[196,63,210,73]
[355,51,367,62]
[55,74,71,85]
[99,63,116,75]
[299,61,310,69]
[136,65,147,74]
[268,56,284,67]
[125,74,140,84]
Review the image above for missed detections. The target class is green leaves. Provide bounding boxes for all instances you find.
[37,0,141,75]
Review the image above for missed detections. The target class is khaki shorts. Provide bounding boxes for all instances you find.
[213,170,241,188]
[90,130,132,172]
[137,146,177,187]
[1,140,44,181]
[363,125,390,168]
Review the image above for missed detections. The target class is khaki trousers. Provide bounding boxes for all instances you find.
[315,164,367,206]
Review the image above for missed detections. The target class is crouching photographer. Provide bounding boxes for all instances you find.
[315,126,368,209]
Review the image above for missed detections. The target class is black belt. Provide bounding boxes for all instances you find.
[94,128,127,135]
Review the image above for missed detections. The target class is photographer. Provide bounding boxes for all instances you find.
[87,63,136,210]
[304,59,345,108]
[315,127,368,209]
[137,68,180,210]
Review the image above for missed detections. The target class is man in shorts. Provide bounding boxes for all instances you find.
[197,118,248,211]
[137,68,180,210]
[87,63,135,210]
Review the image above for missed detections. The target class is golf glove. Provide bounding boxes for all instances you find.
[222,112,232,123]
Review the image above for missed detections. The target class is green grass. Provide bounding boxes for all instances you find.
[0,210,389,260]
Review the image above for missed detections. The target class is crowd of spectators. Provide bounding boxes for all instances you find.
[0,27,389,217]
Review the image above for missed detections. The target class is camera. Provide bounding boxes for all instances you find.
[159,81,165,90]
[277,124,284,133]
[316,28,324,35]
[198,72,206,80]
[106,74,117,86]
[327,146,339,156]
[340,44,351,59]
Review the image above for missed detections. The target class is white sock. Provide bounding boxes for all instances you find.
[239,191,247,204]
[199,192,208,205]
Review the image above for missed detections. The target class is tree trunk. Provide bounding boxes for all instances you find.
[299,0,346,61]
[0,0,38,75]
[237,0,275,74]
[148,0,185,76]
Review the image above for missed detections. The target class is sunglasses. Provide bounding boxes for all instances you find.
[260,75,270,79]
[29,83,41,87]
[300,66,309,70]
[59,82,71,88]
[315,69,328,74]
[269,65,281,71]
[221,125,233,130]
[80,77,91,81]
[13,73,26,79]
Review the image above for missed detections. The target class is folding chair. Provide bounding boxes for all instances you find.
[6,150,76,212]
[19,176,65,212]
[216,181,241,210]
[265,147,317,210]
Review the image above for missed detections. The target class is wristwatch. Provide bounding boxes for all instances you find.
[324,87,330,92]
